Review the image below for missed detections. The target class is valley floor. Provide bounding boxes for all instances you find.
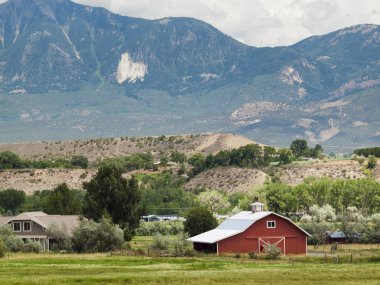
[0,253,379,285]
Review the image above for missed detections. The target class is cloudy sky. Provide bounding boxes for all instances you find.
[3,0,380,46]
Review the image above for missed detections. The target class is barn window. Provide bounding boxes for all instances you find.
[267,221,276,228]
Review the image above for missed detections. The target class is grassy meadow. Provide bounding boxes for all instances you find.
[0,252,379,285]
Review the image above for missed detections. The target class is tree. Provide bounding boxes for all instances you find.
[198,190,231,214]
[0,151,25,169]
[278,149,293,165]
[188,154,206,175]
[338,206,366,243]
[300,205,336,247]
[139,173,194,216]
[170,150,187,163]
[265,183,296,215]
[0,189,26,214]
[311,144,323,158]
[290,139,308,158]
[45,183,83,215]
[263,146,276,166]
[70,155,89,169]
[367,155,377,170]
[184,206,218,237]
[83,166,142,240]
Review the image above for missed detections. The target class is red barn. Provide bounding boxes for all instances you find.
[188,202,310,255]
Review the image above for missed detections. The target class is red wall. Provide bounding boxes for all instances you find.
[218,214,307,255]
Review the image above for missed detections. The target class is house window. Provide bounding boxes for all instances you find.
[267,221,276,228]
[23,221,32,232]
[13,222,21,232]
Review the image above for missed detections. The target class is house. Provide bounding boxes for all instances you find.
[0,211,81,251]
[188,202,310,255]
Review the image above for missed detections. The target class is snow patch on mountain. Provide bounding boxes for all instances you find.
[116,52,147,84]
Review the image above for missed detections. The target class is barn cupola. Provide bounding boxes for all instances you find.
[250,202,265,213]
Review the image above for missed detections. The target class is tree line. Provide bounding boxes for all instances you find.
[0,151,88,169]
[188,140,323,176]
[264,177,380,216]
[354,147,380,158]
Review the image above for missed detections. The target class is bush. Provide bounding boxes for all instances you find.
[72,218,124,253]
[70,155,89,169]
[5,235,24,252]
[172,232,190,256]
[248,251,257,259]
[0,239,6,258]
[136,220,184,236]
[22,239,42,253]
[264,243,282,260]
[367,156,377,170]
[150,233,170,250]
[47,223,73,251]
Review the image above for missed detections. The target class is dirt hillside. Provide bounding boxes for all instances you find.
[0,133,260,163]
[278,160,380,185]
[0,169,96,194]
[184,167,268,193]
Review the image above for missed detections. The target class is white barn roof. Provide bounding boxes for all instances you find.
[188,211,310,244]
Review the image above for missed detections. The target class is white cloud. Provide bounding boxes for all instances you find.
[1,0,379,46]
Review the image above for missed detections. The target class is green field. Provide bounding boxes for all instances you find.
[0,253,379,285]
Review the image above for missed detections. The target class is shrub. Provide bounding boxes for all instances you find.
[248,251,257,259]
[5,235,24,252]
[72,218,124,253]
[136,220,184,236]
[0,239,6,258]
[172,232,190,256]
[22,239,42,253]
[264,243,282,260]
[70,155,89,169]
[151,233,170,250]
[367,156,377,170]
[47,223,73,251]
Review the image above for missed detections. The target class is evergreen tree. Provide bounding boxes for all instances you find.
[184,206,217,237]
[45,183,83,215]
[83,166,142,240]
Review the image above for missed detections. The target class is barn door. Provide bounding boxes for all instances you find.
[258,237,285,256]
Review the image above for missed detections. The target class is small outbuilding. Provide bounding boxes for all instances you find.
[188,202,310,255]
[324,231,347,244]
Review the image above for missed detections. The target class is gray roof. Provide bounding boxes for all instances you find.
[0,212,81,236]
[188,211,310,244]
[327,231,346,239]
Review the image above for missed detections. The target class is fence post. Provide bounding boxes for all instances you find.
[350,253,353,264]
[324,253,327,263]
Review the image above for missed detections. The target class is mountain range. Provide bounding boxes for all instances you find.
[0,0,379,151]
